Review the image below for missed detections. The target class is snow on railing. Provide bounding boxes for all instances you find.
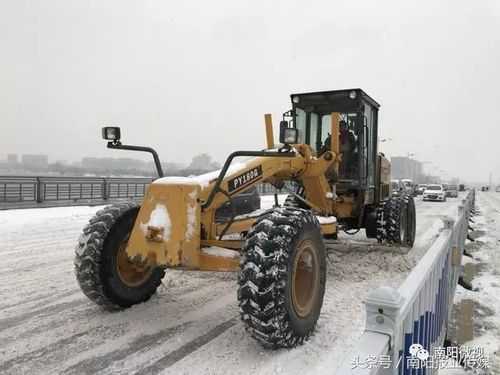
[338,190,475,375]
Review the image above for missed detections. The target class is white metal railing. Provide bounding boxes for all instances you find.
[338,190,475,375]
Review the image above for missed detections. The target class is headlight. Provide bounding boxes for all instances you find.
[282,128,298,144]
[102,127,121,141]
[279,121,298,144]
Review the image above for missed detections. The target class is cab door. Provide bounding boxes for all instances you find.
[362,104,378,204]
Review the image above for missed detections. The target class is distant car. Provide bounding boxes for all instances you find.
[215,186,261,221]
[423,184,447,202]
[416,184,427,195]
[445,184,458,198]
[496,185,500,193]
[459,184,465,192]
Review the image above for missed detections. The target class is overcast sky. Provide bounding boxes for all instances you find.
[1,0,499,182]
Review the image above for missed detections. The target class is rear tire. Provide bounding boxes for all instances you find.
[283,185,308,209]
[283,194,308,209]
[403,194,416,247]
[238,207,326,348]
[74,202,166,310]
[375,201,388,243]
[383,194,416,247]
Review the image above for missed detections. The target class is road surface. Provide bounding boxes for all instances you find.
[0,194,465,374]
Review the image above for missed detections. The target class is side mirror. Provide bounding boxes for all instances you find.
[102,127,121,141]
[279,121,298,144]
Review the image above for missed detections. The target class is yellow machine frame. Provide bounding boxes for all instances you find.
[124,113,343,272]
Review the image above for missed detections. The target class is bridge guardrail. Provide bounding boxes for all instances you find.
[0,176,286,209]
[338,189,475,375]
[0,176,154,207]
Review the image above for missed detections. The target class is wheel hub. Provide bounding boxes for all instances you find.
[116,241,153,287]
[291,240,319,318]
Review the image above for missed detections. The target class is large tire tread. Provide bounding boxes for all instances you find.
[378,194,416,247]
[74,202,165,311]
[238,207,326,348]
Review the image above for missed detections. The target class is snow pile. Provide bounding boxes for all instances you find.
[154,162,250,189]
[201,246,239,259]
[140,204,172,241]
[153,176,202,186]
[185,190,198,240]
[449,192,500,373]
[316,216,337,224]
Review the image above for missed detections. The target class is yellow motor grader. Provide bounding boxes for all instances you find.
[75,88,416,348]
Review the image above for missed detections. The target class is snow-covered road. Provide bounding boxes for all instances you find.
[0,195,466,375]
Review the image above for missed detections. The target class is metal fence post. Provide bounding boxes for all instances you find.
[442,217,455,232]
[364,286,405,353]
[36,177,43,203]
[102,178,108,200]
[457,204,465,249]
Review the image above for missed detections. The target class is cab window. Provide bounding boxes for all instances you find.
[296,108,307,144]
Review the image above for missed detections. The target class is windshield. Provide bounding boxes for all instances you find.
[427,185,442,191]
[294,108,358,152]
[448,185,458,190]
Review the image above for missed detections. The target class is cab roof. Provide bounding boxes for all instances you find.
[290,88,380,112]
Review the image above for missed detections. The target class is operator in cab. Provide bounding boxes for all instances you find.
[339,120,357,179]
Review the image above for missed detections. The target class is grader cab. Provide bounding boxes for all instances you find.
[75,88,416,348]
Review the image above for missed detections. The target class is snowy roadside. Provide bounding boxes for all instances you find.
[447,192,500,374]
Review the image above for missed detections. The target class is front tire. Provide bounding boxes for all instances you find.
[238,207,326,348]
[74,202,166,310]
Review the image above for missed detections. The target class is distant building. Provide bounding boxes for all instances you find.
[7,154,18,165]
[391,156,423,183]
[81,157,147,171]
[22,154,48,170]
[187,153,220,172]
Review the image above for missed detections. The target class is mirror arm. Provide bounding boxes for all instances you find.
[107,141,164,178]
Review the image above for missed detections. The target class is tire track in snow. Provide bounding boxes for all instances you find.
[61,322,192,375]
[0,299,85,333]
[0,288,79,311]
[0,329,93,374]
[0,257,72,275]
[1,241,76,257]
[136,318,238,375]
[2,284,228,344]
[0,279,236,371]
